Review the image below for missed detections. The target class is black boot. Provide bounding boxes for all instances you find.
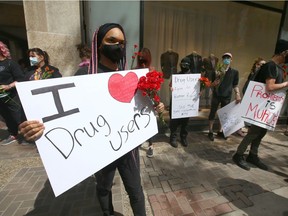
[232,153,250,170]
[170,136,178,148]
[180,137,188,147]
[246,153,268,170]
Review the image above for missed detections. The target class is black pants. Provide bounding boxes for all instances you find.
[0,94,23,136]
[236,125,267,155]
[95,148,146,216]
[208,95,230,120]
[169,99,189,140]
[169,118,189,140]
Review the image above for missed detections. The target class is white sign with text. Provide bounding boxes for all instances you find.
[16,69,158,196]
[240,81,286,130]
[171,74,201,119]
[217,100,245,137]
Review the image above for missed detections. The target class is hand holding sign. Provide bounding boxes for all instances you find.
[16,69,158,196]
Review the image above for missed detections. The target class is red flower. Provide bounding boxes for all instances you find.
[130,45,140,69]
[138,70,166,126]
[199,76,211,91]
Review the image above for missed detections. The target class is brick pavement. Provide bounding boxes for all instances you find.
[0,121,288,216]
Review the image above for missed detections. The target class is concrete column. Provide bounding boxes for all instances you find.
[23,0,82,76]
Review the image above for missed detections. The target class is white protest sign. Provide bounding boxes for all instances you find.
[217,100,245,137]
[171,74,201,119]
[240,81,286,130]
[16,69,158,197]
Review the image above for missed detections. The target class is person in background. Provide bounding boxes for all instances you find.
[242,57,266,95]
[0,41,25,145]
[19,23,164,216]
[136,47,156,158]
[237,57,266,137]
[169,57,192,148]
[207,53,241,141]
[25,48,62,81]
[74,44,92,76]
[233,39,288,171]
[202,54,218,108]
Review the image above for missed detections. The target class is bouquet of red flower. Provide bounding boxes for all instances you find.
[199,76,211,91]
[137,70,166,126]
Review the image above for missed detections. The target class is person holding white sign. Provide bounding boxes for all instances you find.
[233,39,288,171]
[207,52,241,141]
[169,57,192,148]
[19,23,164,216]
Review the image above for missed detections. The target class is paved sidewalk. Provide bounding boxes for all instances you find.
[0,121,288,216]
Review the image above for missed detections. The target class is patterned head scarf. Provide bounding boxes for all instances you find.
[89,23,127,74]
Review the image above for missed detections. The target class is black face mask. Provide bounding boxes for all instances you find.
[180,66,190,73]
[102,44,124,63]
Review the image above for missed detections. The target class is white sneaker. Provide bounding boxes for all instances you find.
[1,135,17,145]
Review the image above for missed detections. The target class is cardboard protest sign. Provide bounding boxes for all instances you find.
[16,69,158,196]
[171,74,201,119]
[217,100,245,137]
[240,81,286,130]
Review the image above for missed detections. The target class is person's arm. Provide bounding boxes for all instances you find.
[1,60,25,91]
[0,81,17,91]
[233,70,241,103]
[233,86,241,103]
[155,102,164,114]
[266,78,288,91]
[18,120,45,142]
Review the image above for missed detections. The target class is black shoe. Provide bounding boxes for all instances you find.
[170,138,178,148]
[208,132,214,141]
[232,153,250,170]
[217,131,227,140]
[180,138,188,147]
[246,153,268,170]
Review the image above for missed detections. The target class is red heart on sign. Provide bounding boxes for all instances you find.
[108,72,139,103]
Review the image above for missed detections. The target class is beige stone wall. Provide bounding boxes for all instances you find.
[23,0,81,76]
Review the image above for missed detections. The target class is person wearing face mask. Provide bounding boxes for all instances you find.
[233,39,288,171]
[18,23,164,216]
[207,52,241,141]
[169,57,192,148]
[0,41,25,145]
[25,48,62,81]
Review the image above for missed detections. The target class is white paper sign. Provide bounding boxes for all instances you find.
[171,74,201,119]
[240,81,286,130]
[217,100,245,137]
[16,69,158,196]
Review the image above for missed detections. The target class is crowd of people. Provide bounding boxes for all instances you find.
[1,23,288,216]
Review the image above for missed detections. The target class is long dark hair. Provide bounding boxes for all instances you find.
[28,48,50,65]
